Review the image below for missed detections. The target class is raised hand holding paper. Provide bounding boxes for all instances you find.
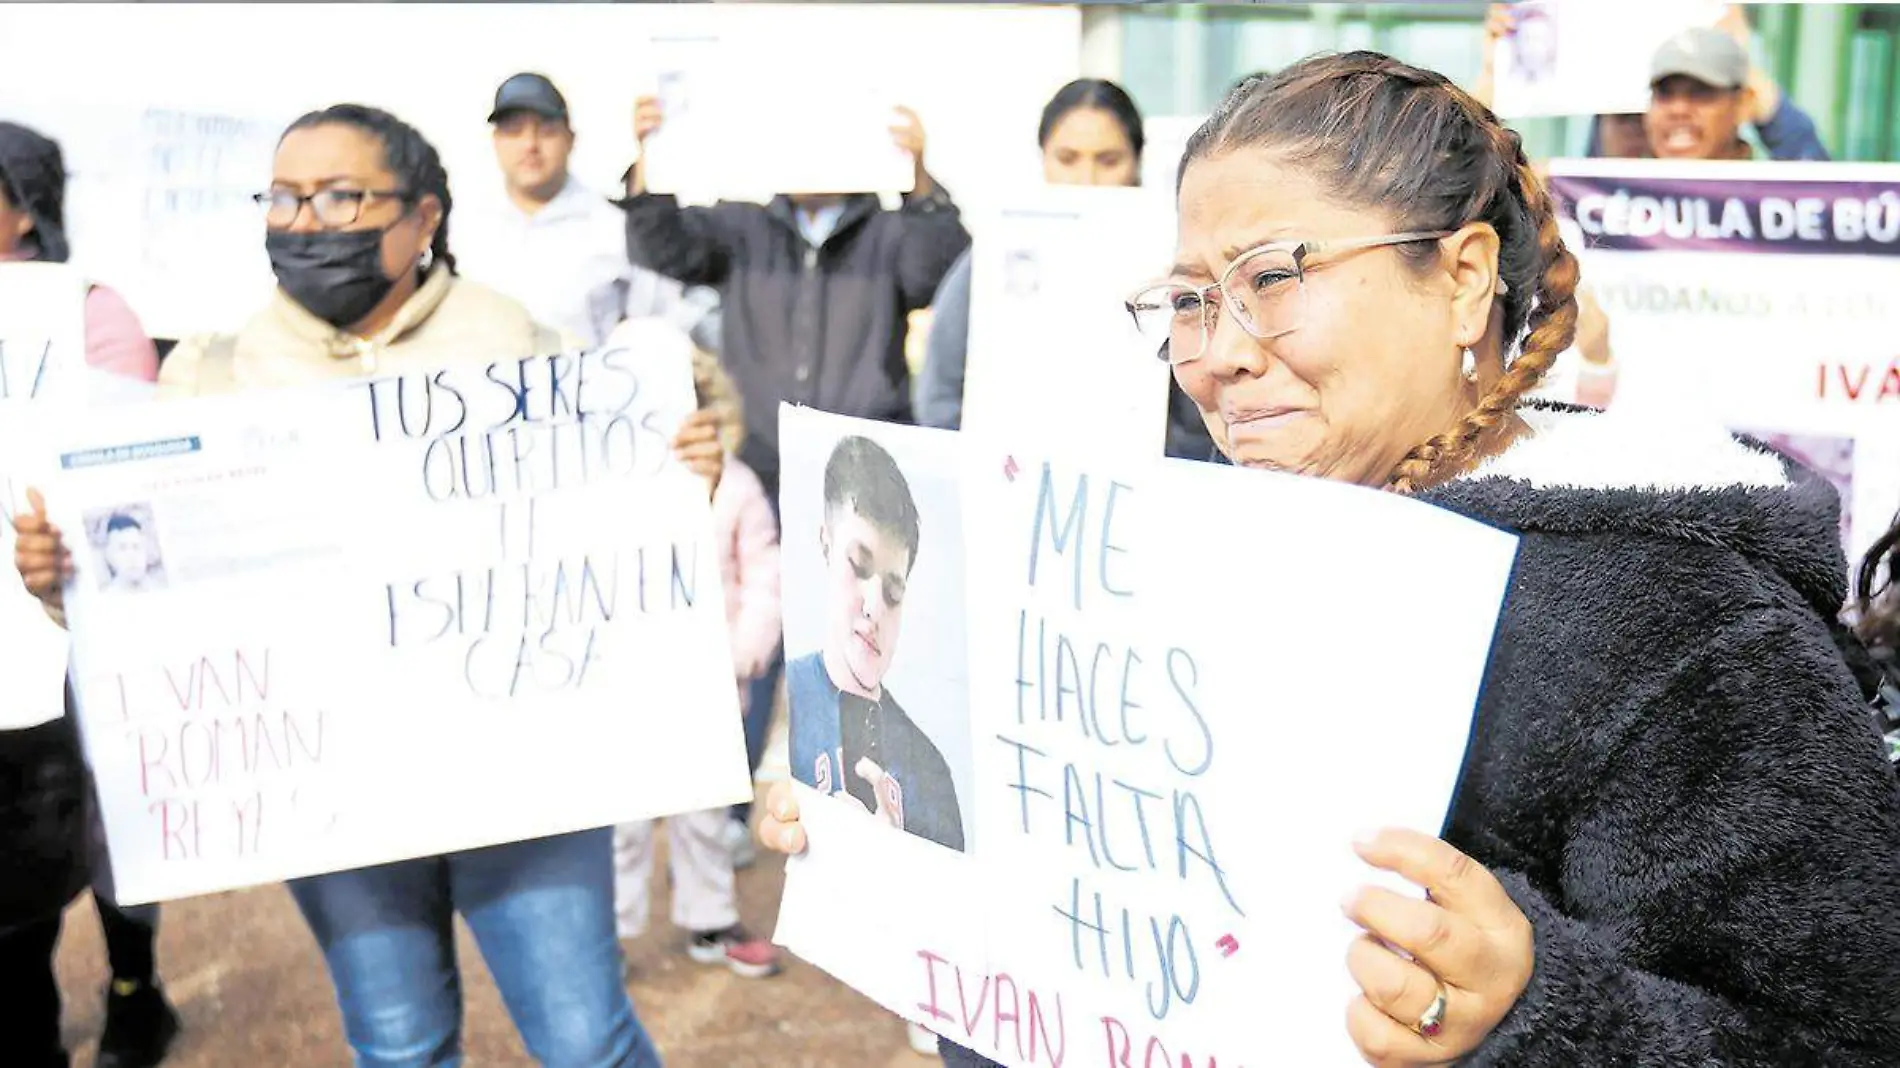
[39,324,749,904]
[772,405,1519,1065]
[641,35,915,201]
[1492,1,1728,119]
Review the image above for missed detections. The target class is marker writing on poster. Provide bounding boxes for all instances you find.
[911,947,1244,1067]
[0,338,54,401]
[359,348,671,503]
[370,347,700,697]
[100,648,336,863]
[995,461,1244,1025]
[382,546,701,699]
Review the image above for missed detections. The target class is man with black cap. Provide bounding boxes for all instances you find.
[0,121,177,1068]
[1643,23,1829,162]
[455,72,720,351]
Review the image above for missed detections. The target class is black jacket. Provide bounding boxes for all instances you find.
[621,189,970,495]
[945,406,1900,1065]
[0,687,89,929]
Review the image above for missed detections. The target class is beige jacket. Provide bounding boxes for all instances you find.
[160,264,565,396]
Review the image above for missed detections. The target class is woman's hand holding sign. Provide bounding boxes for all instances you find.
[1342,829,1534,1067]
[761,780,806,855]
[13,488,71,613]
[757,761,905,857]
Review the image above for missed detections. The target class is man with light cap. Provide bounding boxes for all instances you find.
[1643,24,1829,162]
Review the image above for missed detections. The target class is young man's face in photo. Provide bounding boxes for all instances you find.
[821,500,910,696]
[104,525,149,583]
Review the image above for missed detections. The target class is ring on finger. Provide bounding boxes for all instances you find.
[1412,984,1448,1039]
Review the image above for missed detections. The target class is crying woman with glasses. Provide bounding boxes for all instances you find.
[767,53,1900,1068]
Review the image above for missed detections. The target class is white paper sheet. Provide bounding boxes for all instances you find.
[1492,1,1728,119]
[38,324,750,903]
[960,188,1178,461]
[641,34,915,201]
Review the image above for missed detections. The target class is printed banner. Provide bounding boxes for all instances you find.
[41,323,749,904]
[0,263,89,729]
[1549,159,1900,563]
[773,405,1519,1065]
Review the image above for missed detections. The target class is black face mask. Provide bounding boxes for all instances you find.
[264,227,397,329]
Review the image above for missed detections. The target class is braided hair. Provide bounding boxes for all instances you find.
[1179,51,1580,493]
[281,104,457,274]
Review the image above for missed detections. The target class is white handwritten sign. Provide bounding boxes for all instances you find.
[0,263,89,729]
[1549,158,1900,563]
[774,406,1520,1064]
[41,323,749,903]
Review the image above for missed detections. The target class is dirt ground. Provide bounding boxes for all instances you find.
[51,814,937,1068]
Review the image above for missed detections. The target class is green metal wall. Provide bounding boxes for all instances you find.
[1113,3,1900,162]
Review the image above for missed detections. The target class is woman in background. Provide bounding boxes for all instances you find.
[914,78,1217,460]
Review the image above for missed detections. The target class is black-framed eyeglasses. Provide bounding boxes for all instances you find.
[1126,232,1476,365]
[253,188,412,230]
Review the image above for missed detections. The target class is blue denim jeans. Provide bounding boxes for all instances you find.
[731,647,784,825]
[287,828,660,1068]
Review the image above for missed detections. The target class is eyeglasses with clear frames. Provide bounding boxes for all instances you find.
[253,188,412,230]
[1126,231,1508,365]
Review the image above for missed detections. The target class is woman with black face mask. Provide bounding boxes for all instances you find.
[14,105,726,1068]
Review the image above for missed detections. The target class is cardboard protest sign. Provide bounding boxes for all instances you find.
[1549,158,1900,563]
[775,405,1519,1064]
[40,322,749,903]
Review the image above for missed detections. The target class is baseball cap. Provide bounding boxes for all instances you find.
[488,73,569,124]
[1649,27,1749,91]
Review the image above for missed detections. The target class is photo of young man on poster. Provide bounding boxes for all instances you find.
[787,434,966,853]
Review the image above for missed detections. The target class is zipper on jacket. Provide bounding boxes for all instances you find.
[804,246,818,270]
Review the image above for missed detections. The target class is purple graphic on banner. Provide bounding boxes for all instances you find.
[1551,173,1900,257]
[1740,429,1856,550]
